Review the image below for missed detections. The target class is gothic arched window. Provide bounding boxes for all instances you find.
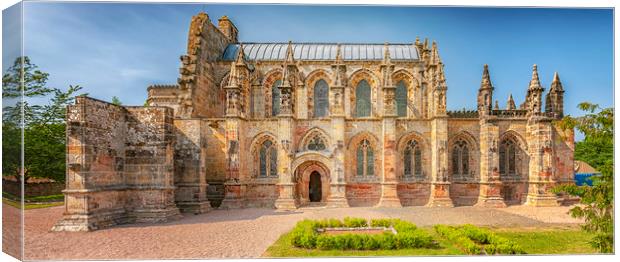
[395,80,408,117]
[307,135,326,151]
[314,79,329,117]
[403,140,422,177]
[452,139,470,177]
[355,80,371,117]
[356,139,374,176]
[499,138,518,178]
[259,140,277,177]
[271,79,282,116]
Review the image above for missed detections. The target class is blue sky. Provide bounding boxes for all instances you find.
[2,3,614,126]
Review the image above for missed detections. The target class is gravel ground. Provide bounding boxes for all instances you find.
[10,203,582,260]
[2,204,22,259]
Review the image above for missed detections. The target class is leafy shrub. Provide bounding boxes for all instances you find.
[434,224,525,255]
[370,218,395,227]
[460,224,491,244]
[290,220,318,248]
[315,218,344,228]
[291,218,435,250]
[343,217,368,228]
[393,219,417,232]
[379,233,396,250]
[434,225,481,254]
[315,234,334,250]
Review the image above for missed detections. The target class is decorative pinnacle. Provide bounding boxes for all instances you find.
[383,42,391,63]
[335,43,342,62]
[529,64,542,90]
[480,64,493,89]
[285,40,294,63]
[415,36,420,45]
[507,94,516,110]
[550,71,564,92]
[235,43,245,65]
[494,100,499,110]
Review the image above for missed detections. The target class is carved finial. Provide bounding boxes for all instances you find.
[494,100,499,110]
[423,38,429,50]
[429,40,442,65]
[235,43,246,65]
[335,43,342,62]
[415,36,421,46]
[480,64,493,90]
[227,59,238,87]
[383,42,391,63]
[285,40,294,63]
[529,64,542,90]
[550,71,563,92]
[507,94,516,110]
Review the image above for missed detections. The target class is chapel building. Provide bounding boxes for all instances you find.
[53,13,574,231]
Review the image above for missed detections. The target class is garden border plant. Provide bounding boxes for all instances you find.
[290,217,437,250]
[434,224,526,255]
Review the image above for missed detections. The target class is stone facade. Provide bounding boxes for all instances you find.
[53,12,574,231]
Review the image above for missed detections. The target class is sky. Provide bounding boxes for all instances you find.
[1,2,614,131]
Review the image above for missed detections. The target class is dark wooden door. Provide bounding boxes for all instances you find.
[309,171,322,202]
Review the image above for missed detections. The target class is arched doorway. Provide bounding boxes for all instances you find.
[292,159,330,205]
[309,171,322,202]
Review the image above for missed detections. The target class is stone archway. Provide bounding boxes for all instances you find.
[294,160,330,206]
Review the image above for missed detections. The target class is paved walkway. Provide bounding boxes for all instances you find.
[11,204,582,260]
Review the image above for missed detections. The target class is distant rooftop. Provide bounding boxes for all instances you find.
[574,160,600,174]
[221,43,419,61]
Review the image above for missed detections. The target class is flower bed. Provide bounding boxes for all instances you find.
[434,224,526,255]
[290,217,437,250]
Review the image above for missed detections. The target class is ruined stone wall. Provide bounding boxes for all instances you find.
[202,119,227,207]
[186,13,231,118]
[57,97,128,231]
[53,97,180,231]
[552,122,574,183]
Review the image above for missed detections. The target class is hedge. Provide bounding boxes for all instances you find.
[434,224,526,255]
[290,218,436,250]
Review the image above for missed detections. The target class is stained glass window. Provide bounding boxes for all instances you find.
[355,80,371,117]
[500,138,518,177]
[314,79,329,117]
[452,146,460,175]
[259,140,277,177]
[462,145,469,175]
[356,145,364,176]
[307,135,326,151]
[272,80,282,116]
[395,80,408,117]
[404,140,422,177]
[452,139,470,177]
[356,139,374,176]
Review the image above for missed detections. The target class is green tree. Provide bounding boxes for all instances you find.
[111,96,122,106]
[2,56,83,183]
[555,102,614,253]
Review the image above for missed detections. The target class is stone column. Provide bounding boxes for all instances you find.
[326,84,349,207]
[525,118,560,206]
[274,81,298,209]
[173,119,212,213]
[377,84,401,207]
[475,120,506,207]
[427,116,454,207]
[220,85,246,209]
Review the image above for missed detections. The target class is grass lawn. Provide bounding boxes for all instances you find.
[264,226,599,257]
[2,197,64,210]
[493,227,599,254]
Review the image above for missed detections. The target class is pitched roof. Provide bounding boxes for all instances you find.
[221,43,419,61]
[574,160,600,174]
